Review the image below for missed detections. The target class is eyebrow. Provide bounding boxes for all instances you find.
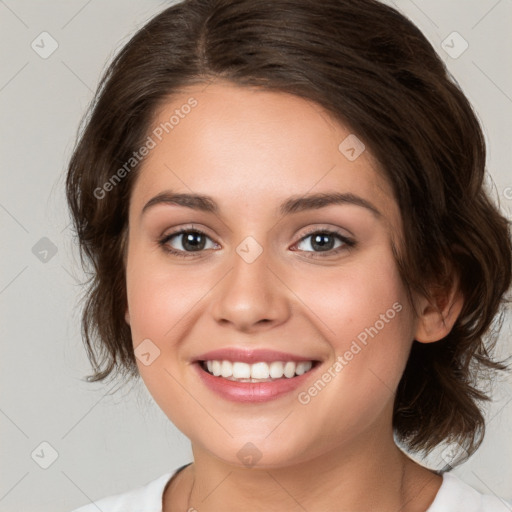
[141,191,382,218]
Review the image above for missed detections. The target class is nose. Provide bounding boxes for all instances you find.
[209,243,291,333]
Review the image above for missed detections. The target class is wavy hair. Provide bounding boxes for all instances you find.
[66,0,512,462]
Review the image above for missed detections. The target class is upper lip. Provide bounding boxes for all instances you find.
[193,348,321,364]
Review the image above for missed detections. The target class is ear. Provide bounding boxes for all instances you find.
[125,307,131,326]
[414,273,464,344]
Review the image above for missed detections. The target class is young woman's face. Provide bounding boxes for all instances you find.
[125,81,419,467]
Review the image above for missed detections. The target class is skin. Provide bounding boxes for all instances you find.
[124,81,464,511]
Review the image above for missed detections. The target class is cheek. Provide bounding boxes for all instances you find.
[125,248,203,343]
[278,252,415,445]
[291,248,414,388]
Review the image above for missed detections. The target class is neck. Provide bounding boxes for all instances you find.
[166,423,442,512]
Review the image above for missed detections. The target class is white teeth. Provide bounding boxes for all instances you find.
[212,360,222,376]
[221,360,232,378]
[202,360,314,380]
[233,362,251,378]
[251,362,270,379]
[269,361,284,379]
[295,362,310,376]
[284,361,296,378]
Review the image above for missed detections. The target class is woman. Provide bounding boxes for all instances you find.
[67,0,512,510]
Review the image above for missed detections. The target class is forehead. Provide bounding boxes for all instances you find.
[131,81,400,228]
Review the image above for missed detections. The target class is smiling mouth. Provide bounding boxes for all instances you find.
[199,359,319,382]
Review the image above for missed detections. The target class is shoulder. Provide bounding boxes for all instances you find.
[427,472,512,512]
[69,471,176,512]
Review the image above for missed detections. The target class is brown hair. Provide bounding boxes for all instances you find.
[66,0,512,462]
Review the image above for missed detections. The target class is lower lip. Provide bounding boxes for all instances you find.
[194,362,319,403]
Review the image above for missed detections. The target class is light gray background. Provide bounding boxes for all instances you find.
[1,1,511,510]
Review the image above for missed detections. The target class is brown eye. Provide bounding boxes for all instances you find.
[158,229,218,257]
[294,229,356,257]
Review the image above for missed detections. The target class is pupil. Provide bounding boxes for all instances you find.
[183,232,205,251]
[312,234,334,251]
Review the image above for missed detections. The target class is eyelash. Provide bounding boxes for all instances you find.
[157,226,356,259]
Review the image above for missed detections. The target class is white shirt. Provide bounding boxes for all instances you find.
[71,465,511,512]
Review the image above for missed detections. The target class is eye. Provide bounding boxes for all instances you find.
[158,226,356,259]
[293,228,355,257]
[158,228,218,257]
